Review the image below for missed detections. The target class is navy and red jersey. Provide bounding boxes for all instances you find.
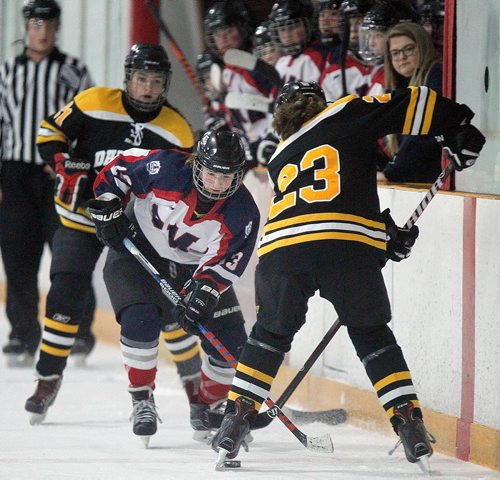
[258,87,471,267]
[94,148,260,292]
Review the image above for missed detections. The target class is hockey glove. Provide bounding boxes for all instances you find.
[437,124,486,171]
[54,153,92,212]
[382,209,419,263]
[173,279,220,335]
[86,197,136,253]
[250,132,278,167]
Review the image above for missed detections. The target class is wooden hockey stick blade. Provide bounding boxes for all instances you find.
[224,49,282,87]
[225,92,273,113]
[282,406,347,426]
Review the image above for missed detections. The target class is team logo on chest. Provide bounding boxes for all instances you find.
[125,123,145,146]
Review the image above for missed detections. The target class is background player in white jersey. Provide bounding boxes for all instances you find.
[212,80,485,469]
[24,44,200,425]
[269,0,326,83]
[87,128,260,445]
[316,0,343,67]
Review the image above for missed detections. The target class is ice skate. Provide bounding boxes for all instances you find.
[3,339,35,368]
[212,396,256,467]
[390,400,436,474]
[70,336,95,367]
[25,374,62,425]
[129,386,162,448]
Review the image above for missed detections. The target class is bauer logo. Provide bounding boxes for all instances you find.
[147,161,161,175]
[91,209,123,221]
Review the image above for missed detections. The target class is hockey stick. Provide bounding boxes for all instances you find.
[404,161,454,229]
[144,0,213,113]
[225,91,274,114]
[122,237,334,454]
[223,49,283,87]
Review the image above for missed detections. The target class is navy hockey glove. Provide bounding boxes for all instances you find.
[250,132,278,167]
[382,209,419,262]
[54,153,92,212]
[437,124,486,171]
[86,197,136,252]
[173,279,220,335]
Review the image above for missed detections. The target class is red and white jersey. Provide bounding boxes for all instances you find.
[366,64,385,97]
[320,54,374,102]
[94,148,260,292]
[223,65,274,142]
[275,45,326,84]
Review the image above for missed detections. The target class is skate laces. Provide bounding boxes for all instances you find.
[130,398,163,425]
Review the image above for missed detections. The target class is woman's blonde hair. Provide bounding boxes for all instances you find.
[384,22,441,154]
[272,94,326,140]
[384,22,441,91]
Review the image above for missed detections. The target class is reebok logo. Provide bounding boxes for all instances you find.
[64,160,91,170]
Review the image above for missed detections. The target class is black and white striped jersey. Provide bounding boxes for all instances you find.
[258,87,471,264]
[0,47,93,165]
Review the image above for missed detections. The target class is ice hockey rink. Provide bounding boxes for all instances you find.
[0,313,497,480]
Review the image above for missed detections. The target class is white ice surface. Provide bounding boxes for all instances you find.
[0,315,498,480]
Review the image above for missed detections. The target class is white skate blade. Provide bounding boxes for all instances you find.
[215,448,230,471]
[192,429,214,444]
[29,412,47,426]
[69,353,87,368]
[416,455,432,475]
[140,436,151,448]
[6,353,34,368]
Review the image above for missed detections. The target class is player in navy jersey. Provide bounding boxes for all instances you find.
[87,128,260,444]
[211,81,485,469]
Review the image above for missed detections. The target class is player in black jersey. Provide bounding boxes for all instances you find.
[25,44,201,426]
[212,81,485,467]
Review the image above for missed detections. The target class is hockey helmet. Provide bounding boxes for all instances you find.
[253,22,282,64]
[419,0,445,50]
[317,0,343,46]
[193,129,246,200]
[339,0,375,53]
[23,0,61,20]
[124,44,172,112]
[269,0,314,56]
[275,80,326,109]
[318,0,343,11]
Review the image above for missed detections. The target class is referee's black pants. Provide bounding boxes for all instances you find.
[0,162,59,352]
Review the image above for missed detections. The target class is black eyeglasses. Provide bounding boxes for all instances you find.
[390,44,417,60]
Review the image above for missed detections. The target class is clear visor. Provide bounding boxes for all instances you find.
[357,25,387,64]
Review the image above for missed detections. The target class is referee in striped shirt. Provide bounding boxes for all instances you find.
[0,0,93,365]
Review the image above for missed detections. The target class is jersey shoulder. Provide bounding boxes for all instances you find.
[151,104,195,149]
[74,86,126,116]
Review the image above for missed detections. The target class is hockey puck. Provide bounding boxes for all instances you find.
[223,460,241,468]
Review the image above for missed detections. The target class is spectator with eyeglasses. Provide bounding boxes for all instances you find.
[377,22,443,183]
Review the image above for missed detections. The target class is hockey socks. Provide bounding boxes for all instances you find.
[198,355,235,405]
[227,336,284,411]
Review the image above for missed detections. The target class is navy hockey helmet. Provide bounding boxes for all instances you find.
[269,0,314,56]
[23,0,61,20]
[193,129,246,200]
[275,80,326,109]
[124,44,172,112]
[317,0,343,11]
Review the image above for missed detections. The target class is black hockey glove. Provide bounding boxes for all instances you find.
[382,209,419,263]
[173,279,220,335]
[54,153,92,212]
[86,197,136,253]
[437,124,486,171]
[250,132,278,167]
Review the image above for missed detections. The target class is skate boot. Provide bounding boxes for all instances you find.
[212,397,256,469]
[190,403,212,442]
[25,374,62,425]
[3,338,36,367]
[129,386,162,448]
[390,400,436,474]
[70,335,95,367]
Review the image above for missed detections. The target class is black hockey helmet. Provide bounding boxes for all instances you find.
[193,128,246,200]
[359,1,418,63]
[339,0,375,53]
[269,0,314,56]
[275,80,326,109]
[340,0,374,18]
[253,22,274,49]
[419,0,445,49]
[124,44,172,112]
[22,0,61,20]
[196,50,222,79]
[317,0,343,11]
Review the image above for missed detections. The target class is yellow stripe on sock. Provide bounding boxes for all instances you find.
[43,317,79,334]
[171,344,201,362]
[228,391,262,411]
[40,343,71,357]
[162,329,188,340]
[374,371,412,392]
[386,399,420,420]
[237,362,274,386]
